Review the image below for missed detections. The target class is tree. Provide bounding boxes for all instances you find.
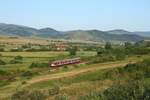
[69,46,77,56]
[97,48,105,56]
[105,42,112,50]
[124,42,132,49]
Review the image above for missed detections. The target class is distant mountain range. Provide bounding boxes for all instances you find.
[0,23,149,42]
[107,29,150,37]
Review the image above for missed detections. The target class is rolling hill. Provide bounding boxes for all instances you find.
[64,30,145,42]
[107,29,150,37]
[133,31,150,37]
[0,23,148,42]
[37,28,63,38]
[0,23,39,36]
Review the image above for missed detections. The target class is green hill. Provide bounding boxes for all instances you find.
[0,23,147,42]
[64,30,144,42]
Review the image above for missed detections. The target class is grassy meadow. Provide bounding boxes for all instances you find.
[0,38,150,100]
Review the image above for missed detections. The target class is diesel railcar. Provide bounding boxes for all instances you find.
[50,58,81,67]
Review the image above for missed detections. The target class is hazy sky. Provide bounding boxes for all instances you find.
[0,0,150,31]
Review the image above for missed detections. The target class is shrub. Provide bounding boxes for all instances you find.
[11,90,29,100]
[0,69,8,75]
[9,56,23,64]
[28,90,47,100]
[69,46,77,56]
[15,56,23,60]
[0,59,6,65]
[55,94,69,100]
[0,80,9,87]
[9,59,22,64]
[105,42,112,50]
[29,62,49,68]
[115,53,126,60]
[10,48,23,52]
[0,48,4,51]
[21,71,33,77]
[142,86,150,100]
[89,55,116,64]
[103,81,144,100]
[143,58,150,66]
[63,66,68,69]
[79,92,106,100]
[48,85,60,95]
[21,81,27,85]
[11,90,47,100]
[104,69,120,80]
[80,81,146,100]
[97,48,106,56]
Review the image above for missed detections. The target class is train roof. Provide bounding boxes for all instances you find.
[51,57,80,63]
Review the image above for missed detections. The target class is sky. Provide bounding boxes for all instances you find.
[0,0,150,31]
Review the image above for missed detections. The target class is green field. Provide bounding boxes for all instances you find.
[0,40,150,100]
[0,51,96,99]
[0,51,96,69]
[0,53,149,99]
[0,51,96,57]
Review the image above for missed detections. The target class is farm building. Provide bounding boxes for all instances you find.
[55,43,68,51]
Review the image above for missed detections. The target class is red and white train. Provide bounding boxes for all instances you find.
[50,58,81,67]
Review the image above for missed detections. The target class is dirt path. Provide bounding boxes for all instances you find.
[27,60,138,85]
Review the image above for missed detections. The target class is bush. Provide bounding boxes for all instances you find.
[21,81,27,85]
[80,81,146,100]
[69,46,77,56]
[29,62,49,68]
[143,58,150,66]
[142,86,150,100]
[105,42,112,50]
[79,92,105,100]
[28,90,47,100]
[9,59,22,64]
[104,69,120,80]
[0,80,9,87]
[103,81,144,100]
[115,53,126,60]
[134,48,150,55]
[11,90,29,100]
[124,63,140,72]
[97,48,106,56]
[0,48,4,52]
[89,55,116,64]
[9,56,23,64]
[63,66,69,69]
[10,48,23,52]
[0,59,6,65]
[11,90,47,100]
[55,94,69,100]
[48,85,60,95]
[15,56,23,60]
[21,71,33,77]
[0,69,8,75]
